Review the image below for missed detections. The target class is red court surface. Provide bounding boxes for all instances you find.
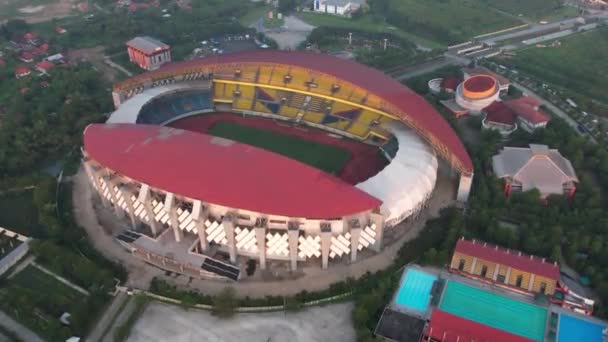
[168,113,389,185]
[84,123,381,218]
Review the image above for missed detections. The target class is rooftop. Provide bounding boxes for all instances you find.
[463,66,511,88]
[114,50,473,174]
[427,309,535,342]
[484,101,517,126]
[462,74,498,99]
[84,123,381,218]
[454,238,560,280]
[492,144,578,195]
[126,36,169,55]
[505,97,549,124]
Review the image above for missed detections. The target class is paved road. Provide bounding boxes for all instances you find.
[87,291,129,342]
[103,296,137,342]
[393,56,463,81]
[511,81,596,142]
[0,311,44,342]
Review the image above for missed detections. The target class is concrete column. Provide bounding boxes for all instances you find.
[192,200,208,252]
[492,264,500,281]
[371,213,384,252]
[255,227,267,270]
[164,193,182,242]
[320,224,332,269]
[505,267,512,284]
[93,169,111,207]
[470,257,478,274]
[457,174,473,202]
[350,227,361,263]
[528,274,535,292]
[223,215,237,264]
[137,184,158,236]
[120,187,137,229]
[288,225,299,271]
[107,177,126,218]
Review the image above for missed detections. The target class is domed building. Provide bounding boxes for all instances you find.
[455,74,500,115]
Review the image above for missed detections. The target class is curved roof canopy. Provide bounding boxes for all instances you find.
[84,123,381,218]
[113,50,473,174]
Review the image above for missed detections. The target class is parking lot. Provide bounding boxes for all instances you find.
[128,301,355,342]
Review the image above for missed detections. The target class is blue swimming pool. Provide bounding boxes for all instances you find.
[558,313,607,342]
[394,268,437,312]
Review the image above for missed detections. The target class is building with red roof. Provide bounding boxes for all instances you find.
[440,77,460,93]
[425,309,535,342]
[504,97,550,132]
[126,36,171,70]
[18,51,35,63]
[450,237,560,295]
[36,60,54,72]
[14,65,31,79]
[482,101,518,136]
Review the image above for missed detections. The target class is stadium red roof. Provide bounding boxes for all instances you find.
[505,97,549,125]
[426,310,534,342]
[115,50,473,174]
[84,123,381,218]
[483,101,517,126]
[454,238,560,280]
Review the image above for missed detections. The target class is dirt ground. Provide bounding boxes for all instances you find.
[127,301,356,342]
[68,46,120,82]
[0,0,75,23]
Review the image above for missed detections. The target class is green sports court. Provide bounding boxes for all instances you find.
[439,280,547,341]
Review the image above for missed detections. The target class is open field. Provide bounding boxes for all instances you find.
[499,28,608,110]
[383,0,521,44]
[127,301,356,342]
[208,121,352,175]
[483,0,579,21]
[0,0,75,23]
[0,190,43,238]
[0,265,83,340]
[298,12,444,49]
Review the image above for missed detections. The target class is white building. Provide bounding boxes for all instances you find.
[313,0,363,16]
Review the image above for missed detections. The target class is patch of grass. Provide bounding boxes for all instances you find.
[207,121,351,175]
[0,190,44,238]
[298,12,444,49]
[0,265,83,341]
[482,0,578,21]
[239,4,272,26]
[500,28,608,108]
[264,17,285,29]
[384,0,521,44]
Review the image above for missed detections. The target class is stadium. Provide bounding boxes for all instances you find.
[82,50,473,280]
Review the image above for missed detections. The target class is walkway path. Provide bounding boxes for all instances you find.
[87,292,129,342]
[104,57,133,77]
[31,262,90,296]
[103,296,137,342]
[73,162,456,297]
[0,310,44,342]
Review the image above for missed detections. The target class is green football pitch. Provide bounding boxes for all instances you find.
[207,121,351,175]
